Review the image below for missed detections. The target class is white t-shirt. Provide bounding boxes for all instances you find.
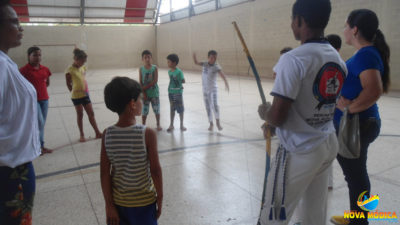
[201,62,222,93]
[272,41,347,153]
[0,50,41,168]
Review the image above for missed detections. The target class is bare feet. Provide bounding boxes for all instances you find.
[95,132,102,139]
[157,126,163,131]
[208,123,213,131]
[79,136,86,142]
[180,126,187,131]
[167,126,174,132]
[216,120,223,131]
[41,147,53,155]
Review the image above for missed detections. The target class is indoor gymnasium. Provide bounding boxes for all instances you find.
[1,0,399,224]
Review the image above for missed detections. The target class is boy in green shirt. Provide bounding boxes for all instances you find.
[166,54,186,132]
[139,50,162,131]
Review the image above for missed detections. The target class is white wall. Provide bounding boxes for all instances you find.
[156,0,400,91]
[7,0,400,90]
[9,25,156,73]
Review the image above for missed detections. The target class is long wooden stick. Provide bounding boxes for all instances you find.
[232,21,271,222]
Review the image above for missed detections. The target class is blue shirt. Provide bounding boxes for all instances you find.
[334,46,384,124]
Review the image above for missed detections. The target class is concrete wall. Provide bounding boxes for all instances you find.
[156,0,400,91]
[7,0,400,90]
[9,25,156,73]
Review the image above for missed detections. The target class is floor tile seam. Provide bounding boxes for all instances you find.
[369,175,400,187]
[36,183,87,195]
[35,139,265,180]
[193,157,262,202]
[370,163,400,177]
[58,105,101,225]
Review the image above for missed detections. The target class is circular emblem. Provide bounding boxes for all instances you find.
[313,62,345,110]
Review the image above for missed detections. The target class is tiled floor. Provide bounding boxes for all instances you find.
[32,68,400,225]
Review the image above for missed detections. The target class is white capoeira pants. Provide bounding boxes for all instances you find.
[258,133,338,225]
[203,90,219,123]
[328,164,333,188]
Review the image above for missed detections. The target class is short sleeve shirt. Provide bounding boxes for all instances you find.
[67,65,88,99]
[201,62,222,93]
[20,63,51,101]
[168,68,184,94]
[334,46,383,123]
[271,41,347,153]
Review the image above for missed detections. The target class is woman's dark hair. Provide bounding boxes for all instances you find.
[292,0,331,29]
[0,0,11,22]
[167,53,179,65]
[73,48,87,60]
[348,9,390,92]
[27,46,41,63]
[27,46,40,56]
[104,77,142,115]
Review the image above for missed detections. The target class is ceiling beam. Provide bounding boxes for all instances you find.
[11,4,156,11]
[154,0,162,24]
[80,0,85,25]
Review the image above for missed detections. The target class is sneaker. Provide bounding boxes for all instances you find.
[330,215,350,225]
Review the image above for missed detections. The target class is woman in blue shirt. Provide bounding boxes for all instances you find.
[331,9,390,225]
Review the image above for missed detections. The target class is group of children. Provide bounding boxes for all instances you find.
[66,48,230,142]
[58,48,230,224]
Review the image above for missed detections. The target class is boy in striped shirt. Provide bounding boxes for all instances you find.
[101,77,163,225]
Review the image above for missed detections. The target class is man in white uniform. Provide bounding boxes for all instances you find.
[257,0,347,224]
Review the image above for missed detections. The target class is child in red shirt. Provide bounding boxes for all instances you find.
[20,46,53,154]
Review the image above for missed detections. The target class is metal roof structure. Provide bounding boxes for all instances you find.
[10,0,252,25]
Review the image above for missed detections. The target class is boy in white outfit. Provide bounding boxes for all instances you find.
[193,50,229,131]
[257,0,347,224]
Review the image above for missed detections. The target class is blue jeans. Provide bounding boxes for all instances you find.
[37,100,49,147]
[335,118,381,225]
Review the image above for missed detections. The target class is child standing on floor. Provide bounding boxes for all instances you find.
[139,50,162,131]
[65,48,102,142]
[166,54,186,132]
[101,77,163,225]
[193,50,229,131]
[20,46,53,154]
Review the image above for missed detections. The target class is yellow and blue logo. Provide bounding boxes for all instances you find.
[343,191,398,223]
[357,191,379,211]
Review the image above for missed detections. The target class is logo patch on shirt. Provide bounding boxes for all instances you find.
[313,62,345,110]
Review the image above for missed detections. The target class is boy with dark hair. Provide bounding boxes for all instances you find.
[166,54,186,132]
[273,47,293,79]
[101,77,163,225]
[326,34,342,51]
[279,47,293,55]
[257,0,347,224]
[139,50,162,131]
[193,50,229,131]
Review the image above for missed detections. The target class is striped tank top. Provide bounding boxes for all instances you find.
[104,124,156,207]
